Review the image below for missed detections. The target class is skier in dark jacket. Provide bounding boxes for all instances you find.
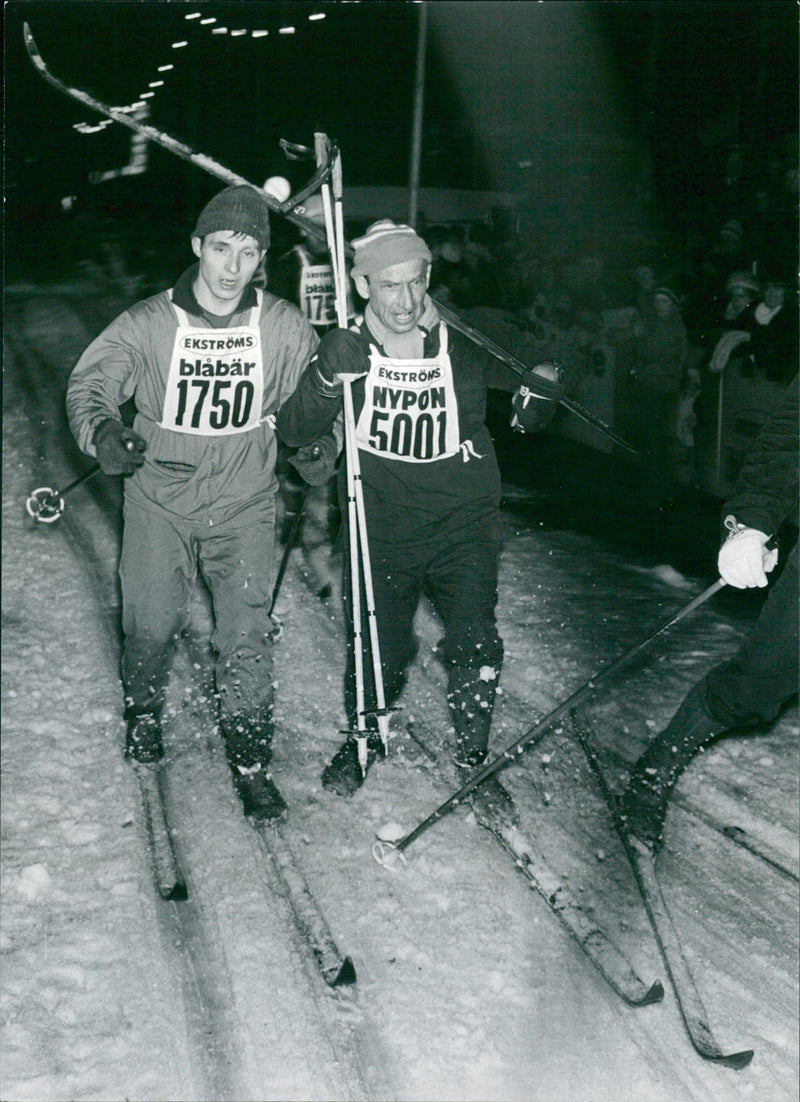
[621,374,799,848]
[276,219,563,804]
[67,185,319,821]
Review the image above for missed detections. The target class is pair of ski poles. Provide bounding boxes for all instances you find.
[314,134,391,774]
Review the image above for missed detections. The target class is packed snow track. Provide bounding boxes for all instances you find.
[2,288,798,1102]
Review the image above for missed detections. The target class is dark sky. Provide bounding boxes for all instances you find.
[4,1,797,239]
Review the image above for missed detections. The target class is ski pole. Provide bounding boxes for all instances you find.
[374,577,726,866]
[316,137,368,766]
[26,464,101,522]
[26,433,142,523]
[268,442,326,617]
[317,135,392,766]
[331,146,392,756]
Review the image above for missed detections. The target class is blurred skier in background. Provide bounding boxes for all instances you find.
[269,191,344,603]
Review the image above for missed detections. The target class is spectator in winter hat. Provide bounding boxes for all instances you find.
[276,219,565,812]
[708,272,762,374]
[723,271,761,323]
[736,272,799,384]
[67,184,326,822]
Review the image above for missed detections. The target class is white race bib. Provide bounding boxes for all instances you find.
[355,324,460,463]
[161,297,265,435]
[299,260,337,328]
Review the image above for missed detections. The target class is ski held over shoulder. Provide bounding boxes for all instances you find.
[22,23,332,243]
[23,22,635,454]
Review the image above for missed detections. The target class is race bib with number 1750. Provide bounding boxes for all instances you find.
[161,320,265,436]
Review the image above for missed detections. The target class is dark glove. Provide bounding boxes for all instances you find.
[93,418,147,475]
[315,328,371,383]
[510,362,564,435]
[288,435,339,486]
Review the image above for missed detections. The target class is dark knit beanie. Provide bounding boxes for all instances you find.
[192,185,271,250]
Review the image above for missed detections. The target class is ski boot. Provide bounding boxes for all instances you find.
[232,765,287,821]
[124,711,164,763]
[321,732,386,797]
[448,665,517,829]
[620,680,727,849]
[456,754,518,831]
[222,712,287,821]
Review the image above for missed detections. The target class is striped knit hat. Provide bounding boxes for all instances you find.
[193,185,271,250]
[726,270,760,295]
[351,219,432,278]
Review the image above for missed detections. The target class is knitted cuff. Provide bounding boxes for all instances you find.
[309,363,343,399]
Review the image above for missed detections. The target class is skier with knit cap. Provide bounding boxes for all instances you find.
[276,219,564,807]
[67,185,319,820]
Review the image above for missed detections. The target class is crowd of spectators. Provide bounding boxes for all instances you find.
[415,137,798,498]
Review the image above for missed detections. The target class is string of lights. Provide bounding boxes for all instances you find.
[71,8,331,137]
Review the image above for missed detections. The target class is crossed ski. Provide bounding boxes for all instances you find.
[569,711,754,1069]
[403,723,663,1009]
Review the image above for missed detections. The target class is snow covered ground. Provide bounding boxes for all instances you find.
[2,287,798,1102]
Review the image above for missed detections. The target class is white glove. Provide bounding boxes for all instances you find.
[717,517,778,588]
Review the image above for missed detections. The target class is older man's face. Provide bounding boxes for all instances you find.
[356,258,430,334]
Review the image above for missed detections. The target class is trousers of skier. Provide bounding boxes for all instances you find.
[66,185,320,821]
[622,373,799,849]
[276,219,564,805]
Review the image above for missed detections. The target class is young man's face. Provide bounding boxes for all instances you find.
[355,257,430,334]
[191,231,264,314]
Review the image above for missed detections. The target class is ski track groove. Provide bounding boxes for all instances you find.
[8,316,249,1100]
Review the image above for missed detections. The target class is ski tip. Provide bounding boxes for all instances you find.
[639,979,665,1006]
[718,1048,754,1070]
[329,955,357,988]
[165,880,189,902]
[23,22,39,56]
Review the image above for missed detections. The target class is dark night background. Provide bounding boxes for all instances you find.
[4,1,798,279]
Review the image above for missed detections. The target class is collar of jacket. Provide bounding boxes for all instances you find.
[362,296,441,357]
[171,264,259,321]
